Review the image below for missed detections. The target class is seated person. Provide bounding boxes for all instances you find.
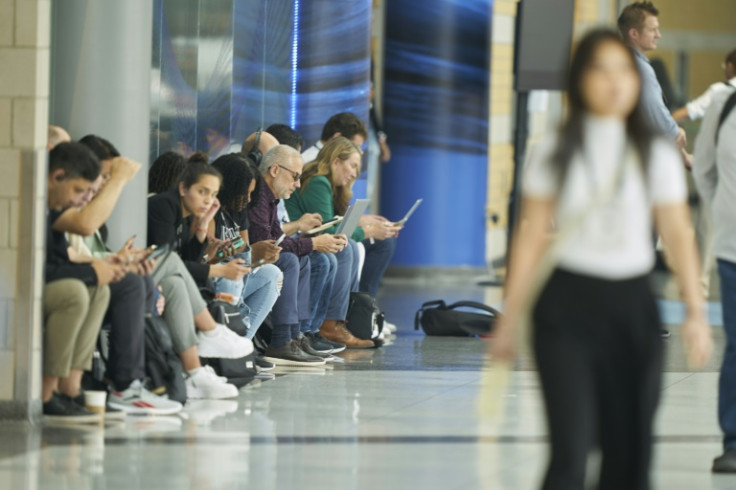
[301,113,399,301]
[267,124,347,351]
[147,161,254,398]
[43,142,119,422]
[301,112,366,162]
[267,124,305,153]
[209,153,282,339]
[286,137,382,348]
[248,146,349,365]
[148,151,187,195]
[64,135,182,415]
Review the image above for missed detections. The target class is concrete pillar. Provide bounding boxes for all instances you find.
[0,0,51,422]
[50,0,153,249]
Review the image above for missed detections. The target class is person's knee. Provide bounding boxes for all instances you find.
[160,275,186,295]
[276,252,299,276]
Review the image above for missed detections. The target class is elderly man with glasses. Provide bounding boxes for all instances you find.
[248,145,347,366]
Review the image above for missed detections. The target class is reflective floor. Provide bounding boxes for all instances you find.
[1,274,733,490]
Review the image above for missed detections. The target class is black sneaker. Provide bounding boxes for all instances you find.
[307,332,345,354]
[713,448,736,473]
[255,357,275,371]
[661,328,671,338]
[262,341,327,367]
[297,336,335,362]
[252,332,269,354]
[43,393,102,424]
[74,393,126,421]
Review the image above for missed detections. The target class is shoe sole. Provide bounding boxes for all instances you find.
[107,401,183,416]
[261,356,327,367]
[196,345,255,359]
[186,389,239,399]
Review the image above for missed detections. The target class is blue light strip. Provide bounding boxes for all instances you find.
[290,0,299,128]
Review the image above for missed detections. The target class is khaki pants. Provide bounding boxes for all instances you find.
[43,279,110,377]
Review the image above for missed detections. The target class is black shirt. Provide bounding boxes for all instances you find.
[147,188,209,285]
[45,209,97,285]
[214,208,248,242]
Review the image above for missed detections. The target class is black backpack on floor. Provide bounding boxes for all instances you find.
[144,314,187,403]
[415,300,499,337]
[203,298,258,387]
[346,292,384,341]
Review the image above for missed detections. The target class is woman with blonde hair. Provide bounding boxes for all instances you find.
[286,137,384,348]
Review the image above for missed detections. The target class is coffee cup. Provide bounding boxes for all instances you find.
[84,390,107,417]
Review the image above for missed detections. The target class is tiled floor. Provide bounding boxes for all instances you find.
[1,274,734,489]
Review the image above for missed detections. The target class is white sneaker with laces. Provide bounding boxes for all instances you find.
[186,366,239,399]
[383,321,397,334]
[197,324,254,358]
[108,380,183,415]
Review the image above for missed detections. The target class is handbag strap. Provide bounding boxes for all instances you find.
[445,301,499,317]
[415,299,447,330]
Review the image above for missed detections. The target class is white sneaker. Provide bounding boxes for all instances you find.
[383,321,397,334]
[108,380,183,415]
[197,324,254,359]
[186,366,239,399]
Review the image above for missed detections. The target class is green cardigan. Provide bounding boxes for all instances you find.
[285,175,365,242]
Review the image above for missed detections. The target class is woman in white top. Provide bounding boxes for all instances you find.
[491,29,712,490]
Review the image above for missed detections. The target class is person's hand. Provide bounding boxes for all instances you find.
[117,235,136,256]
[211,238,238,262]
[91,259,126,285]
[676,127,688,149]
[155,286,165,316]
[682,310,712,370]
[109,156,142,183]
[134,258,156,276]
[487,316,514,364]
[682,148,694,171]
[297,213,323,233]
[216,259,251,281]
[203,237,226,264]
[251,240,281,264]
[198,198,221,229]
[365,221,394,240]
[312,234,346,254]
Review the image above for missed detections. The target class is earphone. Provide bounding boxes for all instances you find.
[247,128,263,166]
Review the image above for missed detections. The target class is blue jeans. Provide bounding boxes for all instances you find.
[325,239,360,321]
[719,259,736,449]
[360,237,397,298]
[301,252,335,334]
[270,253,311,348]
[211,251,282,339]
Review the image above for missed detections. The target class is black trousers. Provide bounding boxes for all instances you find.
[532,269,663,490]
[106,273,155,390]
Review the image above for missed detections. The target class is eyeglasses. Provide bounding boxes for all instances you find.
[277,164,301,182]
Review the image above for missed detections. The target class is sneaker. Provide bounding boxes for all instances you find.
[262,341,327,367]
[43,393,102,424]
[197,324,254,359]
[661,328,671,338]
[296,336,335,362]
[252,331,269,354]
[383,321,397,334]
[255,357,275,371]
[713,448,736,473]
[73,393,126,421]
[255,371,276,381]
[108,380,183,415]
[186,366,239,399]
[307,332,346,354]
